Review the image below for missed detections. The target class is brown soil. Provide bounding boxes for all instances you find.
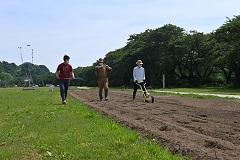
[70,90,240,160]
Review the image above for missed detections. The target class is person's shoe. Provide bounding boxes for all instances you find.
[104,90,108,100]
[99,94,103,101]
[105,97,108,101]
[62,100,67,104]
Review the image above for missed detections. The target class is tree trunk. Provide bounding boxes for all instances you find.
[234,68,240,84]
[220,67,232,84]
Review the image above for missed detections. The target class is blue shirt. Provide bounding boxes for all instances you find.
[133,66,145,82]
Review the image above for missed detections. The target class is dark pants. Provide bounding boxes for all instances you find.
[59,79,70,102]
[133,82,146,95]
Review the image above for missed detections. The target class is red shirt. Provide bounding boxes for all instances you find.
[56,63,73,80]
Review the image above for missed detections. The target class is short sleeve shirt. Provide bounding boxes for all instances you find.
[56,63,73,80]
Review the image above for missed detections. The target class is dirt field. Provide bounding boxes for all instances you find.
[70,90,240,160]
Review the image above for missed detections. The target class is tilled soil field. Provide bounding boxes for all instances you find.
[70,90,240,160]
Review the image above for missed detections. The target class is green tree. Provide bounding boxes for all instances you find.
[214,16,240,84]
[36,73,57,86]
[106,24,185,87]
[174,31,216,86]
[74,66,96,87]
[0,72,13,87]
[0,61,18,77]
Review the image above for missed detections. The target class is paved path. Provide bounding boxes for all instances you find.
[153,90,240,99]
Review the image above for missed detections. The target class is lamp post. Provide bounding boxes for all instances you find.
[162,74,165,89]
[27,45,34,86]
[18,46,30,87]
[27,45,33,64]
[18,47,23,64]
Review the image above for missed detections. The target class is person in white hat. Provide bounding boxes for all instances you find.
[133,60,147,100]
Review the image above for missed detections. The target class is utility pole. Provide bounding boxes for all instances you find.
[18,46,29,87]
[31,49,33,64]
[18,47,23,64]
[162,74,165,89]
[27,45,33,64]
[27,44,34,86]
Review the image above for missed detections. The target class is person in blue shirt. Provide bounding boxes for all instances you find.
[133,60,147,100]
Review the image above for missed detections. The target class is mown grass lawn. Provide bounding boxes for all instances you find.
[149,87,240,102]
[0,88,186,160]
[157,87,240,95]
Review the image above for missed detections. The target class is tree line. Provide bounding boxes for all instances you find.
[0,61,53,87]
[74,15,240,88]
[1,16,240,88]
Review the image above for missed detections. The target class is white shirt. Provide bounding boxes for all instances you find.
[133,66,145,83]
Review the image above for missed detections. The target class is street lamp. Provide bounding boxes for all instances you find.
[18,47,23,64]
[18,46,30,87]
[27,45,34,86]
[27,44,33,64]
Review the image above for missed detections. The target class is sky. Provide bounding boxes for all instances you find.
[0,0,240,72]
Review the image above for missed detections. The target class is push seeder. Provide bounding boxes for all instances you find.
[136,82,154,103]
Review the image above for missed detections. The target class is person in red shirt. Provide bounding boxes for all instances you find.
[56,55,75,104]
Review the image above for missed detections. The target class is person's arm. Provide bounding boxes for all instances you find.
[143,68,145,81]
[106,65,112,71]
[70,66,75,79]
[71,72,75,79]
[133,68,137,82]
[56,66,60,79]
[55,71,60,79]
[95,66,98,76]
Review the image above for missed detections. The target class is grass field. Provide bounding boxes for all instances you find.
[0,88,185,160]
[149,87,240,102]
[108,86,240,101]
[106,86,240,95]
[157,87,240,95]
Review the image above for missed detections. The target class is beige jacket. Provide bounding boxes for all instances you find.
[95,65,112,79]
